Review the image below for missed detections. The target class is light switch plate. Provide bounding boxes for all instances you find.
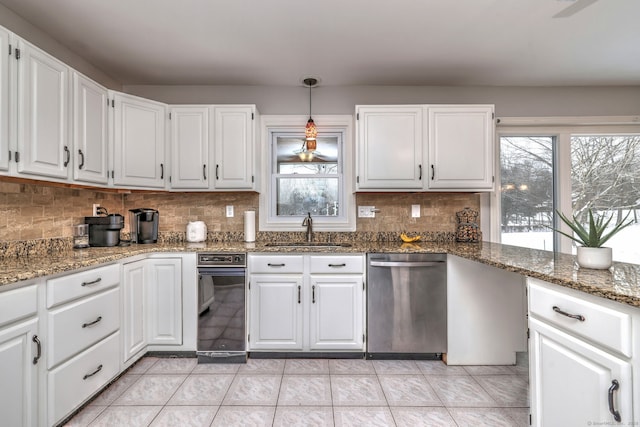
[358,206,376,218]
[226,205,234,217]
[411,204,421,218]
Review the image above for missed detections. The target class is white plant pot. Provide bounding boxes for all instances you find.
[576,246,612,269]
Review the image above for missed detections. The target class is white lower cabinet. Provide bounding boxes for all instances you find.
[122,260,147,364]
[147,258,182,346]
[528,278,637,426]
[0,283,40,427]
[248,254,365,352]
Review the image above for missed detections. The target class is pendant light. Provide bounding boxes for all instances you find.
[303,77,318,151]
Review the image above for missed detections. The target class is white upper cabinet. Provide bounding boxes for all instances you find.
[355,104,495,192]
[72,72,109,185]
[0,27,9,172]
[169,106,210,189]
[112,92,166,188]
[16,39,70,180]
[213,105,255,189]
[427,105,494,190]
[356,106,424,190]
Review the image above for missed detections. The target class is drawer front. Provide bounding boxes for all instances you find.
[249,255,304,274]
[48,332,120,425]
[47,264,120,308]
[48,287,120,368]
[528,278,632,357]
[0,285,37,328]
[309,255,364,274]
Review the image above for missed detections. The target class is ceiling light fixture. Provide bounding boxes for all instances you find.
[303,77,318,151]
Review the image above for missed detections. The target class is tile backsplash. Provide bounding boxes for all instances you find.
[0,180,480,242]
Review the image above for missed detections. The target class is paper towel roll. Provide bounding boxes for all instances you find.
[244,211,256,242]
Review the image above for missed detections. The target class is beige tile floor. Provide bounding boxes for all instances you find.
[64,356,529,427]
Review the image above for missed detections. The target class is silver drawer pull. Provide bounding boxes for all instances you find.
[82,316,103,328]
[328,263,346,267]
[81,278,102,287]
[83,364,103,380]
[552,306,585,322]
[267,263,285,267]
[32,335,42,365]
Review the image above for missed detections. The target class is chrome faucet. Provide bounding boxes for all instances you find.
[302,212,313,242]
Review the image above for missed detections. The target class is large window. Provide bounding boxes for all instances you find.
[494,121,640,264]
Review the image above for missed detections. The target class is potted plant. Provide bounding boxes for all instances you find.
[555,209,633,269]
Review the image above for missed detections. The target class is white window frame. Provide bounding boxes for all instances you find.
[259,115,356,232]
[486,116,640,254]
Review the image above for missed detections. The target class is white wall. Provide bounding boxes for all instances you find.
[123,84,640,117]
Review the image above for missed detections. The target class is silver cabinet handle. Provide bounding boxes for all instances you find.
[160,163,164,179]
[552,306,585,322]
[608,379,621,422]
[431,164,435,180]
[83,364,103,380]
[418,164,422,180]
[267,263,285,267]
[203,164,207,180]
[369,261,444,268]
[328,263,346,268]
[297,285,301,304]
[32,335,41,365]
[78,149,85,169]
[82,316,102,328]
[216,164,220,180]
[312,285,316,303]
[64,146,71,167]
[81,277,102,287]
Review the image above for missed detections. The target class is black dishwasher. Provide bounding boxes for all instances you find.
[366,253,447,359]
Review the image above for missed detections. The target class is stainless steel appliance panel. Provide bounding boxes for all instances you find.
[367,253,447,357]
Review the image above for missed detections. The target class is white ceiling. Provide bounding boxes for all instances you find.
[1,0,639,87]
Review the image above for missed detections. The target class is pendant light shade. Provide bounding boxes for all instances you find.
[303,77,318,150]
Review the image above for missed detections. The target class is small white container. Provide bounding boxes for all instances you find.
[244,211,256,242]
[186,221,207,242]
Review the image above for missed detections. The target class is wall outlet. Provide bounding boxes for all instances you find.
[358,206,376,218]
[226,205,234,217]
[411,204,421,218]
[92,204,100,216]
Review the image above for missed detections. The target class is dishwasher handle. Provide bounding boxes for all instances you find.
[369,260,445,268]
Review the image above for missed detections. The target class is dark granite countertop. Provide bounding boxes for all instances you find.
[1,241,639,308]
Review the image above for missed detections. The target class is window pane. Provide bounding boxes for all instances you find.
[500,136,554,251]
[571,135,640,263]
[276,177,339,216]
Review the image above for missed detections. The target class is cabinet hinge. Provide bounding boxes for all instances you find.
[8,150,11,161]
[529,414,532,425]
[251,112,254,120]
[169,112,172,120]
[111,170,114,179]
[251,175,255,183]
[169,176,172,183]
[492,175,495,183]
[8,44,11,56]
[527,328,530,339]
[111,99,115,108]
[356,176,359,184]
[356,113,359,120]
[247,334,250,342]
[15,151,20,163]
[492,112,495,120]
[15,47,20,60]
[248,281,250,290]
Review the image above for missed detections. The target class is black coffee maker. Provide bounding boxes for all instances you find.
[129,208,159,244]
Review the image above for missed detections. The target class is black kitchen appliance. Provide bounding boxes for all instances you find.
[84,214,124,247]
[129,208,159,244]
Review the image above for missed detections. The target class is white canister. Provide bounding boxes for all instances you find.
[186,221,207,242]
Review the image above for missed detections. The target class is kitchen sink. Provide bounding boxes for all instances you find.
[264,242,352,248]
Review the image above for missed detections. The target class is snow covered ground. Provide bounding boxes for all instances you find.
[501,224,640,265]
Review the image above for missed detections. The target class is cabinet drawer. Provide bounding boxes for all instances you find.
[47,264,120,308]
[48,287,120,368]
[249,255,304,273]
[528,278,632,357]
[309,255,364,274]
[0,285,37,328]
[48,332,120,425]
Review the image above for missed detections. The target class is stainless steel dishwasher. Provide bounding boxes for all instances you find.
[367,253,447,359]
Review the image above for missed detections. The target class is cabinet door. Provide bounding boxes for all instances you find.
[112,93,166,188]
[0,318,39,427]
[214,106,254,189]
[72,73,109,184]
[309,275,364,351]
[147,258,182,345]
[427,105,494,190]
[16,39,70,179]
[170,106,210,189]
[0,27,9,172]
[356,106,424,190]
[122,261,146,363]
[248,274,303,350]
[529,317,633,426]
